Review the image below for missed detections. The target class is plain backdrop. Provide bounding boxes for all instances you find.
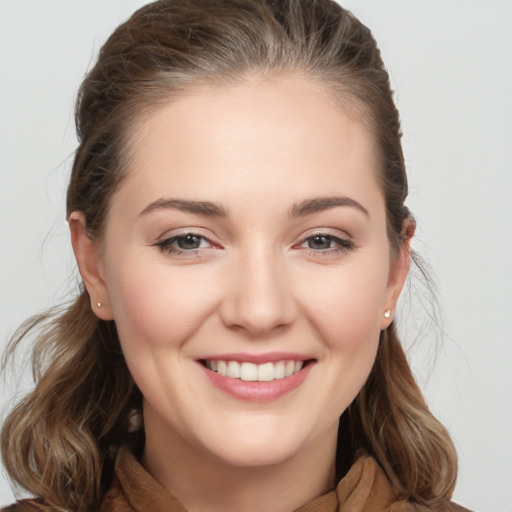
[1,1,511,510]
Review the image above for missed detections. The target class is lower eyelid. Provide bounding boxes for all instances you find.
[311,245,350,255]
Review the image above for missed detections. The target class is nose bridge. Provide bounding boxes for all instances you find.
[221,242,296,335]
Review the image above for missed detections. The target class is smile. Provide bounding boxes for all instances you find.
[198,356,315,402]
[204,359,305,382]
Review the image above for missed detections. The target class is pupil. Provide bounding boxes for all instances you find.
[178,235,201,250]
[309,236,330,250]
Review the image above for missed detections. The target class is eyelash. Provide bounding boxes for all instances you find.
[154,233,214,255]
[154,232,354,257]
[298,234,354,257]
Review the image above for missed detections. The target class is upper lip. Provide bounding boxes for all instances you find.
[197,352,314,364]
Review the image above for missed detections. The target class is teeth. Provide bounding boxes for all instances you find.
[217,360,227,376]
[206,359,305,382]
[274,361,285,379]
[227,361,241,379]
[240,362,258,381]
[257,362,274,382]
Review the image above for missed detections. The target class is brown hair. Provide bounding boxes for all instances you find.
[1,1,457,510]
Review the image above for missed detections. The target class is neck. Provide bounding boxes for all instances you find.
[142,409,337,512]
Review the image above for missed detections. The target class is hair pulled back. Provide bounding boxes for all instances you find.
[2,1,457,511]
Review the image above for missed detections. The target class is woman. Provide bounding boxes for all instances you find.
[1,1,471,511]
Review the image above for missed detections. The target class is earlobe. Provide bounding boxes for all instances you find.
[69,212,114,320]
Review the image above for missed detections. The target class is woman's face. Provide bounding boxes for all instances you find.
[79,77,408,468]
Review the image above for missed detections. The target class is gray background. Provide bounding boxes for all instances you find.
[1,1,511,510]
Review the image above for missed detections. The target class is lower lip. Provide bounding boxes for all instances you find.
[199,362,314,403]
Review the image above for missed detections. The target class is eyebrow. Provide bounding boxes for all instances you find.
[138,195,369,219]
[139,198,228,217]
[289,196,370,218]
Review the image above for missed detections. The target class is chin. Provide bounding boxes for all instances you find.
[214,441,300,468]
[193,424,305,468]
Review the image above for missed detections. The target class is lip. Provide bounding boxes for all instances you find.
[197,354,315,403]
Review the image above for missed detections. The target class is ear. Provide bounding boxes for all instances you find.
[380,219,415,330]
[69,212,114,320]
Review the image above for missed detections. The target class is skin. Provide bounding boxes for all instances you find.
[70,76,411,512]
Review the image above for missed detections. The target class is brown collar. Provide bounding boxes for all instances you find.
[101,446,413,512]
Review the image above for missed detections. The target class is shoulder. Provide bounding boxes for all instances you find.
[407,501,474,512]
[341,454,473,512]
[1,500,53,512]
[431,502,473,512]
[386,499,474,512]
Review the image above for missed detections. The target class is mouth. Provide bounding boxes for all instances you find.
[199,358,315,382]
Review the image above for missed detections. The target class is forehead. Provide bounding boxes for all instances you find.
[111,76,384,220]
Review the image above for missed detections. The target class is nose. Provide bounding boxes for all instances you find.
[219,247,297,337]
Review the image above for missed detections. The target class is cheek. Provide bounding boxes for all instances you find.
[299,260,389,347]
[105,258,218,352]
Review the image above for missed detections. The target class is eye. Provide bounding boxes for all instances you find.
[155,233,213,254]
[299,234,353,254]
[304,235,333,250]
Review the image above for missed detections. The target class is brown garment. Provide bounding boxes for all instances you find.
[3,447,471,512]
[100,447,467,512]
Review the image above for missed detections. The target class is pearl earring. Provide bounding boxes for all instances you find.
[97,302,102,308]
[384,310,391,319]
